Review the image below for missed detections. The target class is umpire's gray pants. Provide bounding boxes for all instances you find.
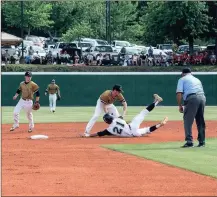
[184,94,206,144]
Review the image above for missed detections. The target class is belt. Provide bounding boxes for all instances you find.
[22,98,31,101]
[186,93,204,99]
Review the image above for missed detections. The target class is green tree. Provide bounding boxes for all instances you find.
[2,1,53,36]
[61,22,94,42]
[142,1,210,54]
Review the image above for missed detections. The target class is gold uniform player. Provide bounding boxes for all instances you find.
[45,79,61,112]
[88,94,168,138]
[84,84,128,137]
[10,71,40,133]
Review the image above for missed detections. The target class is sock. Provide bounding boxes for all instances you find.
[146,103,155,112]
[149,124,161,133]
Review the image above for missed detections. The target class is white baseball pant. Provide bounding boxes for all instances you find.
[85,98,120,134]
[49,94,57,111]
[13,98,34,129]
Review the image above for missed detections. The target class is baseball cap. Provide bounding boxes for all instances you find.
[182,68,191,74]
[113,84,124,93]
[51,79,55,83]
[25,71,32,77]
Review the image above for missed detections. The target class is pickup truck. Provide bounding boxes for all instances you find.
[83,45,118,60]
[51,42,77,58]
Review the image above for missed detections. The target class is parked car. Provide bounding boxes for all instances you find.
[24,35,44,47]
[71,41,92,52]
[1,45,17,57]
[51,42,77,57]
[177,45,200,54]
[75,38,108,47]
[111,40,131,53]
[206,45,215,54]
[83,45,117,60]
[156,44,173,54]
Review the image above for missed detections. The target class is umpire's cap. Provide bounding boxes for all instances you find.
[182,67,191,74]
[103,113,114,124]
[25,71,32,77]
[113,84,124,93]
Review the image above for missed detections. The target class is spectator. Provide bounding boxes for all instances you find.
[139,52,146,66]
[74,51,79,64]
[96,53,103,66]
[102,53,111,65]
[4,50,11,64]
[87,53,93,65]
[61,51,70,64]
[56,53,61,65]
[32,51,41,64]
[209,52,216,65]
[46,51,54,64]
[148,46,153,57]
[132,53,138,66]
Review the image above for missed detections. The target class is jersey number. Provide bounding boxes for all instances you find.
[113,121,125,134]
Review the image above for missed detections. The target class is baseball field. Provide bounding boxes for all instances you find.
[2,106,217,196]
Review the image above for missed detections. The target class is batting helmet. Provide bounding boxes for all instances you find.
[103,113,114,124]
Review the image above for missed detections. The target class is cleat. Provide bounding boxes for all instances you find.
[153,94,163,103]
[160,117,168,126]
[10,126,19,132]
[82,132,90,137]
[28,129,33,133]
[53,110,55,113]
[197,143,205,147]
[181,142,194,148]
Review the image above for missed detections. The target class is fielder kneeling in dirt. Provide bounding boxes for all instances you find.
[86,94,168,138]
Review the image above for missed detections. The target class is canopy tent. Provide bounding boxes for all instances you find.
[1,32,23,46]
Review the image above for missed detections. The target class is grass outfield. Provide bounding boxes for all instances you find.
[103,138,217,179]
[1,106,217,124]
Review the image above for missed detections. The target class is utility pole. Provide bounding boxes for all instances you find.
[21,1,24,62]
[106,0,111,44]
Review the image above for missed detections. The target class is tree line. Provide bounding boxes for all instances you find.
[1,0,217,53]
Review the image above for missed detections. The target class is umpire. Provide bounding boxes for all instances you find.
[176,68,206,148]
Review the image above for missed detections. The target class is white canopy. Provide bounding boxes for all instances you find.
[1,32,23,45]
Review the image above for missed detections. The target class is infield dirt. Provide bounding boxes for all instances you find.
[2,121,217,196]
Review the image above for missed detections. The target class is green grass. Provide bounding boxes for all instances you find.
[2,106,216,124]
[103,138,217,179]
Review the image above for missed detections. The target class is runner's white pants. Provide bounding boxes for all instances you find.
[49,94,57,111]
[13,99,34,129]
[85,98,120,133]
[129,109,151,137]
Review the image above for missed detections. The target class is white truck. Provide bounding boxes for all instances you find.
[51,42,77,58]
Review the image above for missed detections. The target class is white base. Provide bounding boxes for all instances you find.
[30,135,49,140]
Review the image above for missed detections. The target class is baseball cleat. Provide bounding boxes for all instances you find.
[10,126,19,132]
[83,132,90,137]
[28,129,33,133]
[153,94,163,103]
[160,117,168,126]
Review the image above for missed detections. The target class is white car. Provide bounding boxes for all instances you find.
[111,40,131,53]
[25,46,46,58]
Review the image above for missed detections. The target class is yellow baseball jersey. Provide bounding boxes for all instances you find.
[18,81,39,100]
[47,84,59,94]
[100,90,125,105]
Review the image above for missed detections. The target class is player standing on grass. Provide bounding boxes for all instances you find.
[84,84,127,137]
[10,71,40,133]
[83,94,168,138]
[45,79,61,113]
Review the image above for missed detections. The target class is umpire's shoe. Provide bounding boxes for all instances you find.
[181,142,194,148]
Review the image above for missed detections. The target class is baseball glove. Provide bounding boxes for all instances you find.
[57,95,61,101]
[32,101,40,110]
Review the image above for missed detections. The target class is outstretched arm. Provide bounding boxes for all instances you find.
[89,129,113,137]
[122,101,127,117]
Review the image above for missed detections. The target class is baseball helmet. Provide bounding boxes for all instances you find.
[103,113,114,124]
[25,71,32,77]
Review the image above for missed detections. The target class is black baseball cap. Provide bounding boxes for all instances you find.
[25,71,32,77]
[113,84,124,93]
[182,68,191,74]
